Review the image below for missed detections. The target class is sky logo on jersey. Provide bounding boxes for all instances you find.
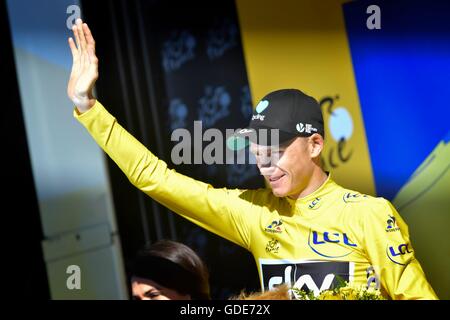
[259,259,354,297]
[386,215,400,233]
[308,229,358,258]
[265,219,283,234]
[386,243,413,266]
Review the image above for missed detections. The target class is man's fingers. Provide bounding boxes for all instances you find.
[68,37,78,59]
[72,25,81,52]
[83,23,96,53]
[76,18,87,51]
[87,46,99,65]
[82,22,98,66]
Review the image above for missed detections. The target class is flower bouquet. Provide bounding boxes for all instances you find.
[291,278,386,300]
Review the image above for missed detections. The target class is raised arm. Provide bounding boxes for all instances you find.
[66,19,254,249]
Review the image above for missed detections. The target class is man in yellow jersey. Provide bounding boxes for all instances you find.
[67,19,437,299]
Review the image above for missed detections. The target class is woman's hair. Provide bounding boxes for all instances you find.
[131,240,210,300]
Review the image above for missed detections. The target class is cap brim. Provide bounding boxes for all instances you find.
[226,127,298,151]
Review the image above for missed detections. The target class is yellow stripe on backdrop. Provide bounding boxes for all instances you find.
[236,0,376,195]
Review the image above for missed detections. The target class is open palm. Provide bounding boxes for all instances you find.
[67,19,98,113]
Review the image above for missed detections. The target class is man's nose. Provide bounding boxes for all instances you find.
[260,160,271,168]
[259,154,280,167]
[257,155,272,168]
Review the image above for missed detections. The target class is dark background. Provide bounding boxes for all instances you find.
[1,0,50,300]
[81,0,263,299]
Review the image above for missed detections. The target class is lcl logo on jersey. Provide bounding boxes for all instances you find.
[308,197,322,210]
[386,243,413,266]
[342,192,368,203]
[308,229,358,258]
[259,259,353,297]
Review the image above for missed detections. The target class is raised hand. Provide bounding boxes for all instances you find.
[67,18,98,113]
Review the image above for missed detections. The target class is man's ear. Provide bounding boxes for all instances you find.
[309,133,324,158]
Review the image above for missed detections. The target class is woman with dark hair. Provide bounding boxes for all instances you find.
[130,240,210,300]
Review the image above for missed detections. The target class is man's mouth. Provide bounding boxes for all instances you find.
[269,174,286,182]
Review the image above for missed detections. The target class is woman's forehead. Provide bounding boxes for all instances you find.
[131,276,162,289]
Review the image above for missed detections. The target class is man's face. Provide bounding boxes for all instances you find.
[250,137,316,198]
[131,276,190,300]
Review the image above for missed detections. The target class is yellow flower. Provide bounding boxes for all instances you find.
[292,282,386,300]
[318,291,343,300]
[338,286,359,300]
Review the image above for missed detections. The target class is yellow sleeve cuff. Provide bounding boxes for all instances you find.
[72,100,105,123]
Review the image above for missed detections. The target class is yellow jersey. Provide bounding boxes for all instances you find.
[75,101,437,299]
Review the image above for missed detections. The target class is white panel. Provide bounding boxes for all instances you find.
[42,224,112,262]
[7,0,127,299]
[46,237,128,299]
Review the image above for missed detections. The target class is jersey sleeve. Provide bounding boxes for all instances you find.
[74,100,253,249]
[361,198,438,299]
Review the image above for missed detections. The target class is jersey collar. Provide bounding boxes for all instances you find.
[286,172,338,206]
